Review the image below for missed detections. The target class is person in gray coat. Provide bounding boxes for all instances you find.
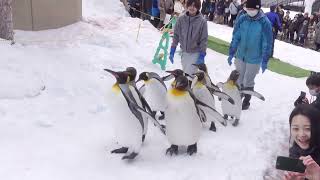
[315,21,320,51]
[158,0,174,28]
[169,0,208,76]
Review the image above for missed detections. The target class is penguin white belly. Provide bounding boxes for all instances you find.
[110,92,143,153]
[221,85,242,119]
[166,93,202,146]
[143,79,167,111]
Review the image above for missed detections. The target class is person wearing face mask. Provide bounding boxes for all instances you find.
[283,105,320,180]
[169,0,208,76]
[227,0,273,110]
[294,73,320,111]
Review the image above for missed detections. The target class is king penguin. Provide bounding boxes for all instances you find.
[217,70,265,126]
[137,72,167,120]
[165,75,224,156]
[191,71,229,131]
[104,68,165,160]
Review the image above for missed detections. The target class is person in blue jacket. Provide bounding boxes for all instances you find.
[265,5,282,57]
[152,0,160,28]
[227,0,273,110]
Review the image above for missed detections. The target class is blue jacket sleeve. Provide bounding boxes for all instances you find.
[276,16,282,31]
[229,15,243,57]
[262,18,273,63]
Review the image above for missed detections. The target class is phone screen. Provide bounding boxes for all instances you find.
[276,156,306,173]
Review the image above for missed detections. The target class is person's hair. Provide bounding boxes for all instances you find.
[186,0,201,10]
[279,4,284,8]
[289,105,320,149]
[306,73,320,86]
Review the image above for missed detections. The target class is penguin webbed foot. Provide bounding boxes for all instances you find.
[166,145,178,156]
[209,121,216,132]
[187,143,197,156]
[122,152,138,160]
[158,111,165,120]
[111,147,129,154]
[232,119,239,127]
[142,134,146,142]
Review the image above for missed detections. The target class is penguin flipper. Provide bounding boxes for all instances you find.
[241,90,265,101]
[135,106,166,135]
[119,85,145,130]
[139,84,146,95]
[216,82,223,88]
[208,87,235,105]
[210,82,221,91]
[134,86,153,113]
[188,90,226,126]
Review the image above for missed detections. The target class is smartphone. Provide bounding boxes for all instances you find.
[300,91,306,98]
[275,156,306,173]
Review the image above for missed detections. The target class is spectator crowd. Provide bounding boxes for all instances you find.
[119,0,320,52]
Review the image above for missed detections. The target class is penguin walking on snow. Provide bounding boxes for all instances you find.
[104,69,165,160]
[191,71,231,131]
[217,70,265,126]
[165,75,223,156]
[137,72,167,120]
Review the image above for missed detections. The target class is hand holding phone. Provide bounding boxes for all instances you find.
[276,156,306,173]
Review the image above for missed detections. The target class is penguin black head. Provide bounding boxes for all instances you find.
[174,76,189,91]
[104,68,129,84]
[193,71,205,81]
[228,70,240,82]
[192,63,207,73]
[137,72,149,82]
[166,69,185,78]
[125,67,137,82]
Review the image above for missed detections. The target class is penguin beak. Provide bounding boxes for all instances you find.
[104,68,119,78]
[163,72,174,81]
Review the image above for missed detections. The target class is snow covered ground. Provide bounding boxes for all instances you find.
[207,21,320,72]
[0,1,317,180]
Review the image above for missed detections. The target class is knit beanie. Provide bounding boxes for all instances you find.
[246,0,261,9]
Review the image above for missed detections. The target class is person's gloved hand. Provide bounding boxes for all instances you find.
[169,46,176,64]
[227,56,233,66]
[196,51,206,64]
[261,57,268,73]
[228,47,236,66]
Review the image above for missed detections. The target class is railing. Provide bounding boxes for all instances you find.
[263,0,305,8]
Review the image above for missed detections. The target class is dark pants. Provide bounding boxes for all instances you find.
[224,13,230,24]
[209,12,215,21]
[229,14,237,27]
[299,34,305,45]
[315,43,320,51]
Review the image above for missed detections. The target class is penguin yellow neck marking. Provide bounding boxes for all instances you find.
[112,83,121,94]
[144,79,153,84]
[169,88,187,97]
[226,80,238,89]
[195,82,204,88]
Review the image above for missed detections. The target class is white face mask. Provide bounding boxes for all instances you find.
[309,89,318,96]
[246,9,259,17]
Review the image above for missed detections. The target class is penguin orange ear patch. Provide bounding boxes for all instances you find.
[112,84,121,94]
[169,89,187,97]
